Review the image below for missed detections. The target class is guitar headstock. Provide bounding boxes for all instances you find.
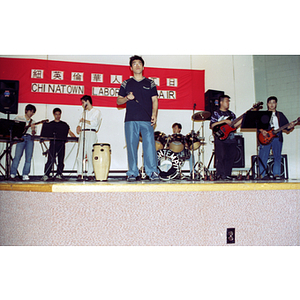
[252,102,263,111]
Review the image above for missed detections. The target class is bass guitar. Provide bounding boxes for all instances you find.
[23,119,49,135]
[258,117,300,145]
[213,102,263,140]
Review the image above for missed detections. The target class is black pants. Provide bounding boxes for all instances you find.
[44,142,65,176]
[214,139,237,178]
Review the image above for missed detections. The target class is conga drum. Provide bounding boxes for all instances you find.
[92,143,111,181]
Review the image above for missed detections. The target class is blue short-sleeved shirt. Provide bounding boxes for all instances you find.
[118,77,158,122]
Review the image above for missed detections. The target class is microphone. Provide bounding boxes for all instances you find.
[127,92,139,103]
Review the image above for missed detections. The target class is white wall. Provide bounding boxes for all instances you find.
[1,55,298,178]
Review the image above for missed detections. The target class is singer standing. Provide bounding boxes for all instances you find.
[76,95,102,181]
[117,55,160,181]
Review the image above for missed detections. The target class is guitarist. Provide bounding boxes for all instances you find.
[10,104,37,181]
[210,95,242,180]
[258,96,295,180]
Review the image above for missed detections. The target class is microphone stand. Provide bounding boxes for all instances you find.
[81,104,87,181]
[191,103,196,180]
[51,132,56,178]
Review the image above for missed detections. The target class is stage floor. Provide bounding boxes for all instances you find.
[1,176,300,193]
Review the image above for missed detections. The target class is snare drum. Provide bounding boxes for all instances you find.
[154,131,167,151]
[168,134,185,153]
[185,131,202,151]
[92,143,111,181]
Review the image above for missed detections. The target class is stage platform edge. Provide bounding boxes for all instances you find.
[0,180,300,193]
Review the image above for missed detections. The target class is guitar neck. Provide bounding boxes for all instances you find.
[231,113,244,126]
[273,118,299,134]
[230,102,263,127]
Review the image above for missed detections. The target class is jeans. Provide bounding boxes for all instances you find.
[10,135,34,176]
[259,138,283,177]
[125,121,158,177]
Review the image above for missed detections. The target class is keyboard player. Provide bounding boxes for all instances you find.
[41,108,75,181]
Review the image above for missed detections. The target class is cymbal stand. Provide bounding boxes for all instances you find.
[204,148,216,180]
[190,105,196,180]
[81,106,87,180]
[199,120,205,179]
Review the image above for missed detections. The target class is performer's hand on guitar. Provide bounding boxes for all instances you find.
[259,129,268,137]
[31,124,36,135]
[76,125,81,134]
[223,119,232,125]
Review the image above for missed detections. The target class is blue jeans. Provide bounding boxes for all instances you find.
[10,135,34,176]
[125,121,158,177]
[259,138,283,177]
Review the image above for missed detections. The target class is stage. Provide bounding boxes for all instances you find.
[1,177,299,246]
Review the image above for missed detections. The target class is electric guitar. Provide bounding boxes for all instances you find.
[213,102,263,140]
[258,117,300,145]
[23,119,49,135]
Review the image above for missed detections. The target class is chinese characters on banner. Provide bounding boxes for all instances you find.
[0,57,205,110]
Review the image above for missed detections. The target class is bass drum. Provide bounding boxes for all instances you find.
[154,131,167,151]
[168,133,185,153]
[157,149,180,180]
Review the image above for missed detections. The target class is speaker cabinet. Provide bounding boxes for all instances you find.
[205,89,224,119]
[233,135,245,168]
[251,154,288,179]
[214,135,245,168]
[0,80,19,114]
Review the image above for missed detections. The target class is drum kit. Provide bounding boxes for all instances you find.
[153,110,211,181]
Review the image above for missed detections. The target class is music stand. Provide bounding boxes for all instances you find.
[242,111,272,179]
[0,119,26,179]
[41,122,69,178]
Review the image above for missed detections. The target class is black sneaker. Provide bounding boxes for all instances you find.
[127,175,137,182]
[149,172,160,181]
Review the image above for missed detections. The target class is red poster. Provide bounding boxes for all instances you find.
[0,57,205,110]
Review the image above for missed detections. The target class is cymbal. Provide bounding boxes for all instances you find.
[192,111,211,121]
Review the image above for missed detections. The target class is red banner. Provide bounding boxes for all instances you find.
[0,57,205,110]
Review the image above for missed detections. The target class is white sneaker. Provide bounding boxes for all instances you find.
[22,175,30,181]
[10,174,16,178]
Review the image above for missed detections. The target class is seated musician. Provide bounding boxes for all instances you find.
[171,122,195,179]
[210,95,242,180]
[41,108,75,181]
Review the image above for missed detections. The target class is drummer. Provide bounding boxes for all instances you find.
[171,123,195,178]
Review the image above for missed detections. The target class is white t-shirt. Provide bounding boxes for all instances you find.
[270,112,279,130]
[14,115,36,135]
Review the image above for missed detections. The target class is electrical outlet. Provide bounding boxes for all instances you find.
[227,228,235,244]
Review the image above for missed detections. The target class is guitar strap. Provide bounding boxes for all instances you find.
[24,119,32,135]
